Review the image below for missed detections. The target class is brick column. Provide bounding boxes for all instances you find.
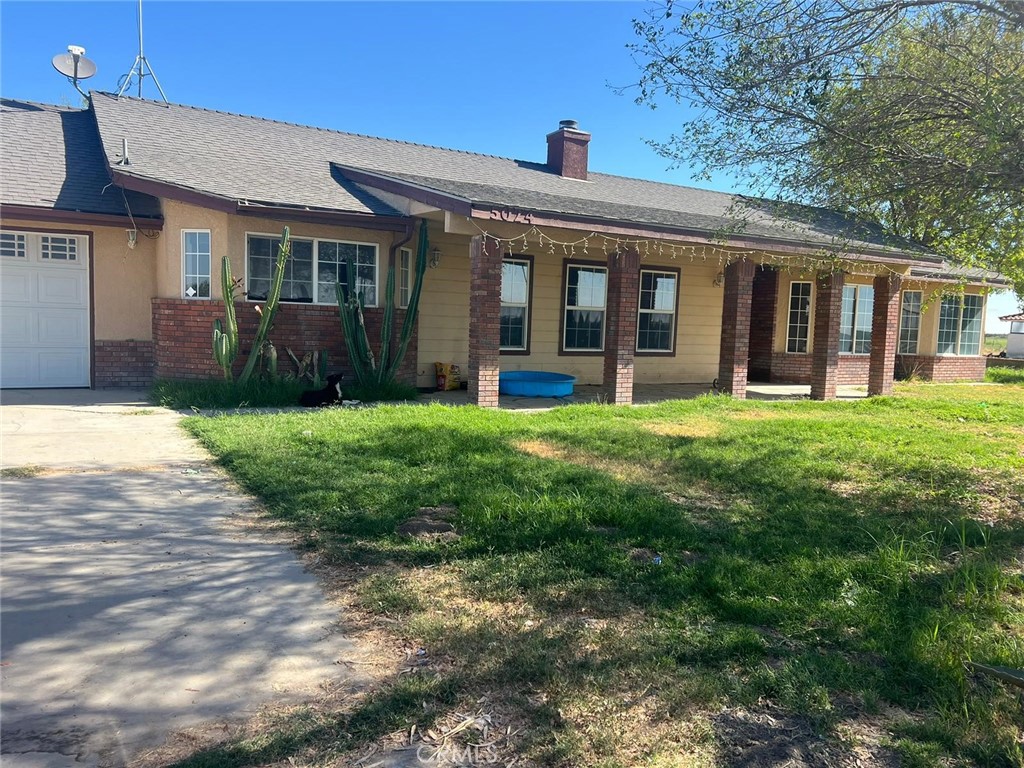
[603,249,640,404]
[868,273,902,396]
[468,235,502,407]
[810,271,845,400]
[717,260,757,398]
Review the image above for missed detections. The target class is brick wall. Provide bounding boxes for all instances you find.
[897,355,986,382]
[868,274,901,396]
[717,260,757,398]
[770,353,870,385]
[748,268,778,381]
[151,298,416,385]
[467,236,502,407]
[94,340,154,388]
[604,250,640,404]
[811,271,844,400]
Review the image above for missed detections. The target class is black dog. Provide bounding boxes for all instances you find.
[299,374,344,407]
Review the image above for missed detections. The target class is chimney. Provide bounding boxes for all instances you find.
[546,119,591,180]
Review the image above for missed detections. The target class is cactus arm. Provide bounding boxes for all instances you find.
[376,263,395,384]
[239,227,290,385]
[386,221,429,380]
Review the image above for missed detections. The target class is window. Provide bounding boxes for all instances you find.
[40,235,78,261]
[898,291,922,354]
[637,269,677,352]
[246,234,377,306]
[317,240,377,305]
[182,230,211,299]
[840,284,874,354]
[1012,321,1024,335]
[1,232,26,259]
[501,257,531,351]
[563,264,607,352]
[398,247,412,308]
[786,282,812,353]
[938,294,983,355]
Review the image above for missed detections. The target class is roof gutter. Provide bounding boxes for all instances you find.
[0,203,163,230]
[108,169,413,231]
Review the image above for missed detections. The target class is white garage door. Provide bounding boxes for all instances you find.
[1,230,90,388]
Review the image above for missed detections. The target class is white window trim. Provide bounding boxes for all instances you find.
[840,284,874,355]
[398,247,412,309]
[563,264,608,353]
[500,257,531,352]
[937,294,984,356]
[786,281,813,354]
[636,268,678,353]
[181,229,212,300]
[898,290,922,355]
[244,231,380,308]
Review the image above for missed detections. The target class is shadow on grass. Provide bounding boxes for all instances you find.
[179,399,1024,765]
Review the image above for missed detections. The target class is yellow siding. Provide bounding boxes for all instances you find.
[413,225,726,387]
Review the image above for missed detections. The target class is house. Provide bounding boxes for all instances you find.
[1002,313,1024,359]
[0,94,1009,404]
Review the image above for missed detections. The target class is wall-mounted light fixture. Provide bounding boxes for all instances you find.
[429,246,442,269]
[713,271,725,287]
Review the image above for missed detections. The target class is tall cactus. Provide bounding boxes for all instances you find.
[238,227,291,385]
[212,255,240,381]
[337,221,428,387]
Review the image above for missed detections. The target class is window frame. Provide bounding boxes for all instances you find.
[1011,321,1024,335]
[898,290,922,355]
[244,231,379,307]
[500,254,534,355]
[839,283,875,355]
[786,281,813,354]
[181,229,212,300]
[937,294,984,356]
[559,260,608,355]
[635,267,680,355]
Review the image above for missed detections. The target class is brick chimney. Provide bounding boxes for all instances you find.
[546,120,591,180]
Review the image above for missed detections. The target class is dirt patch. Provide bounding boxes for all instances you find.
[397,505,460,541]
[712,706,901,767]
[646,419,723,439]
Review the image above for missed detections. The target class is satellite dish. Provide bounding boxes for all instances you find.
[52,46,97,97]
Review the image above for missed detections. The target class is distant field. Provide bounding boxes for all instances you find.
[984,334,1008,354]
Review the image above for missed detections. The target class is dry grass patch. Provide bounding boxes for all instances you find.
[646,418,723,438]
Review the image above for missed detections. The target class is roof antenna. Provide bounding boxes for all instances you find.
[52,45,97,99]
[115,0,167,101]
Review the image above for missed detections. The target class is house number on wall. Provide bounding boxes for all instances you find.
[489,208,534,224]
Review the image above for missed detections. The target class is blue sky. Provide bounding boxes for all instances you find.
[1,0,1017,329]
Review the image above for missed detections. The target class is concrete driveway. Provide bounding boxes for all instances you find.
[1,389,360,767]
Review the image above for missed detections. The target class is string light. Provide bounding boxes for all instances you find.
[471,221,1004,293]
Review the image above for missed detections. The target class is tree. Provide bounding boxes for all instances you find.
[631,0,1024,294]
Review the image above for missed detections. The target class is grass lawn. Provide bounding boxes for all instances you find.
[178,382,1024,767]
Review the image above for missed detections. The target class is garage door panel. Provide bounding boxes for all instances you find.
[0,356,33,388]
[1,309,33,345]
[1,269,35,305]
[38,350,89,387]
[38,310,88,346]
[37,272,87,307]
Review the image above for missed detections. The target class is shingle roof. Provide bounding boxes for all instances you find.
[88,92,938,261]
[0,98,160,219]
[908,264,1011,286]
[1000,312,1024,323]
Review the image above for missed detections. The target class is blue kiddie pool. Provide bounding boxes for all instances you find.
[499,371,576,398]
